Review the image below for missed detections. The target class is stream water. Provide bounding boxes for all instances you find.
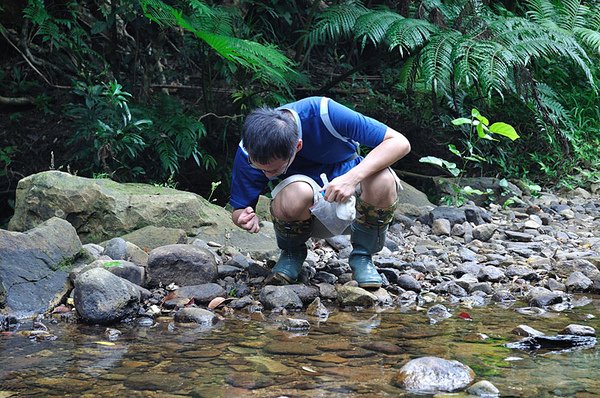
[2,297,600,397]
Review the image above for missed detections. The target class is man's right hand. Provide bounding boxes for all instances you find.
[233,207,260,233]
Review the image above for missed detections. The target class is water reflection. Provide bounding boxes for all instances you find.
[1,299,599,397]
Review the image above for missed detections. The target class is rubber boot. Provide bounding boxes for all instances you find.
[349,197,397,289]
[269,217,313,284]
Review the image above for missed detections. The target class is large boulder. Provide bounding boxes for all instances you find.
[0,217,82,318]
[73,267,140,324]
[146,244,218,287]
[8,171,235,243]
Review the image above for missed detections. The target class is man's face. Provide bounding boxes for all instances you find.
[248,156,293,178]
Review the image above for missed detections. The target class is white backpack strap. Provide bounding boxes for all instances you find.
[320,97,349,142]
[238,140,249,155]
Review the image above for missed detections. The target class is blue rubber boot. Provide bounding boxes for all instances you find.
[349,197,396,289]
[269,218,313,285]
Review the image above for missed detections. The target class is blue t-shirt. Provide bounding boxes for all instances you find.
[229,97,388,209]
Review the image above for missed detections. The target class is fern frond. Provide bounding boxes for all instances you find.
[558,0,589,31]
[140,0,299,88]
[139,0,178,26]
[575,27,600,54]
[535,83,569,124]
[523,0,559,29]
[419,31,461,95]
[306,1,368,46]
[386,18,438,57]
[353,9,402,49]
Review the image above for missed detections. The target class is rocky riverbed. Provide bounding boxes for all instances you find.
[2,171,600,395]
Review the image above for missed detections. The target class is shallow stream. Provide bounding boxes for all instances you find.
[2,298,600,397]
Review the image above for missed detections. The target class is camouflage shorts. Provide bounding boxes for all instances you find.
[271,168,402,238]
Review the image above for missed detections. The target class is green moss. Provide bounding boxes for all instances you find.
[52,256,75,271]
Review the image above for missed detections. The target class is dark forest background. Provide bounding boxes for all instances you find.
[1,0,599,225]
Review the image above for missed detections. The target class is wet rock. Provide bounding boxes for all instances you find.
[565,271,593,292]
[472,224,497,242]
[528,287,565,307]
[172,283,227,304]
[427,304,452,324]
[491,290,515,303]
[560,324,596,336]
[247,262,272,278]
[467,380,500,397]
[454,262,483,277]
[434,281,467,297]
[82,243,104,259]
[505,265,538,281]
[336,286,377,307]
[259,286,303,311]
[105,260,145,286]
[432,219,451,236]
[314,271,338,284]
[264,341,320,355]
[397,274,421,292]
[281,317,310,331]
[102,238,128,261]
[146,244,218,287]
[218,264,243,278]
[391,356,475,393]
[506,334,597,352]
[512,325,544,337]
[173,307,218,325]
[224,372,276,389]
[316,283,337,300]
[306,297,329,319]
[229,295,255,310]
[547,278,566,292]
[73,268,140,325]
[554,259,600,279]
[284,285,319,305]
[478,266,505,282]
[226,253,250,269]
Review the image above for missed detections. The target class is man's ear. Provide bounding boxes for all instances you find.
[296,139,303,152]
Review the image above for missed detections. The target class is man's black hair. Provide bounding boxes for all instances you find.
[242,107,298,164]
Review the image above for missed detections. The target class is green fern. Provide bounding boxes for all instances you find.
[139,0,299,87]
[353,9,402,49]
[386,18,438,56]
[305,1,368,46]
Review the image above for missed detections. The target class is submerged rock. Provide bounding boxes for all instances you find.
[391,356,475,393]
[505,334,597,352]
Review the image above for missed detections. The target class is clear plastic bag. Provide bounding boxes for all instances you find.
[310,173,355,235]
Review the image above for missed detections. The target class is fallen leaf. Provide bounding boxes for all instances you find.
[94,341,116,346]
[52,305,72,314]
[208,297,234,310]
[458,312,472,320]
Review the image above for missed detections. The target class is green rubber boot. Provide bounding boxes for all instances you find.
[269,218,313,284]
[349,197,397,289]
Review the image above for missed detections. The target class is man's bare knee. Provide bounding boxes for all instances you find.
[271,182,314,220]
[360,170,397,207]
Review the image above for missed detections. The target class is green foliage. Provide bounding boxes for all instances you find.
[0,146,16,178]
[139,0,300,89]
[421,108,520,205]
[420,108,520,176]
[143,94,216,176]
[207,181,221,203]
[67,80,152,177]
[66,81,217,181]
